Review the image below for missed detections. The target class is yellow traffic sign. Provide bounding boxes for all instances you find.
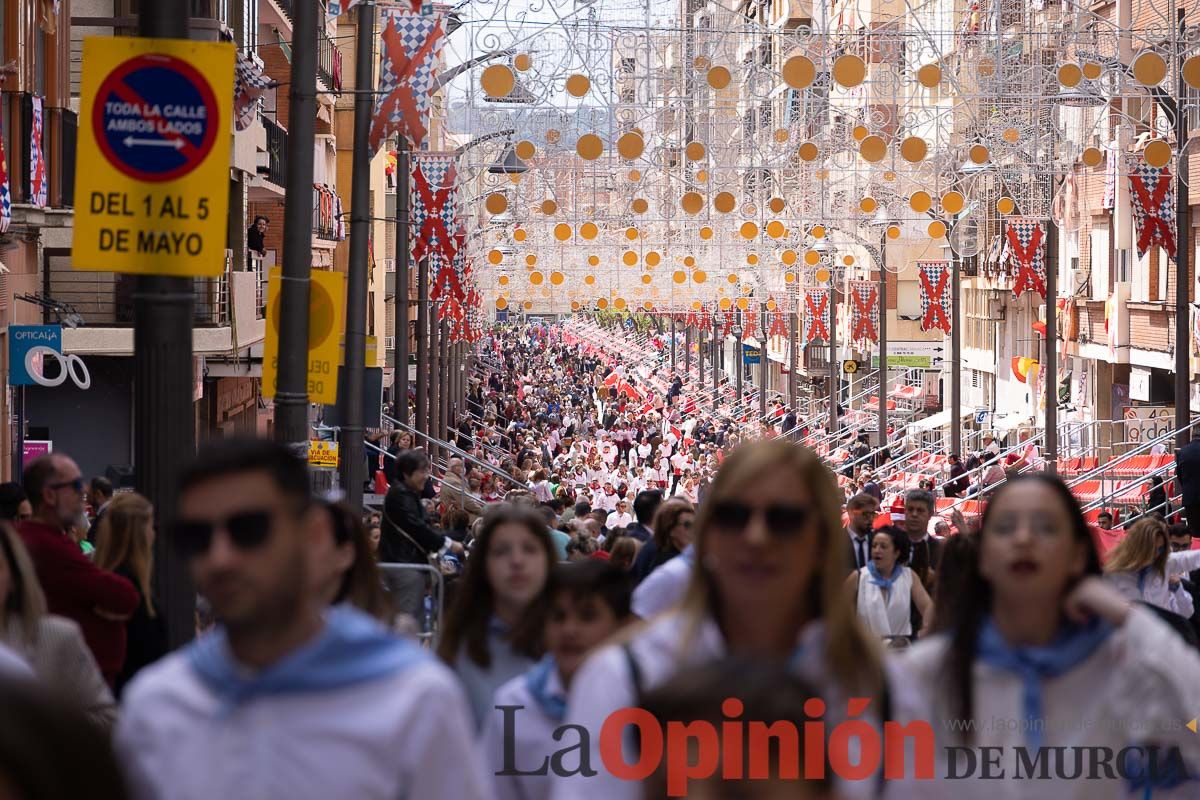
[308,440,339,468]
[262,268,346,405]
[843,359,859,374]
[72,37,234,277]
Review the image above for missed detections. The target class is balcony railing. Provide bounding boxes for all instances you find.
[317,26,342,92]
[260,114,288,187]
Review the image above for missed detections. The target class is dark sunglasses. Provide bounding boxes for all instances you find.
[50,478,84,492]
[169,510,274,558]
[710,502,810,537]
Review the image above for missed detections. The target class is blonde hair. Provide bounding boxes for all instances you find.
[95,493,156,617]
[681,438,884,694]
[1104,516,1168,578]
[0,521,47,646]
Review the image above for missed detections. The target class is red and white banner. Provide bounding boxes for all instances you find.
[917,260,951,334]
[1005,217,1046,299]
[849,281,879,343]
[803,288,830,344]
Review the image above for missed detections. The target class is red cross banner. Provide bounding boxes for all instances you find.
[849,281,879,343]
[804,288,830,344]
[1129,162,1177,261]
[917,260,951,334]
[767,305,789,338]
[369,10,445,152]
[1005,217,1046,299]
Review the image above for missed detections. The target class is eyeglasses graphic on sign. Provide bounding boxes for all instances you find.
[8,325,91,390]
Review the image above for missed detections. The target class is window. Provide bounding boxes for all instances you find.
[620,87,636,104]
[241,0,259,54]
[620,57,636,75]
[897,280,921,319]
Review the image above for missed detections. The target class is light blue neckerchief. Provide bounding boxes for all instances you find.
[523,655,568,722]
[187,605,427,714]
[865,561,900,592]
[976,616,1114,751]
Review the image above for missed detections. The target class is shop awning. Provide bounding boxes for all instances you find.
[908,406,976,432]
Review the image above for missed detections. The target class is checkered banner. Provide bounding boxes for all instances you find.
[29,96,47,208]
[369,10,445,152]
[234,51,272,132]
[742,308,758,340]
[767,304,789,338]
[917,260,951,334]
[1129,162,1177,261]
[849,281,879,343]
[0,112,11,234]
[803,288,830,345]
[1005,217,1046,299]
[410,152,457,266]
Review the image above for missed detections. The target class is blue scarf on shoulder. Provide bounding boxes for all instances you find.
[523,655,568,722]
[976,616,1114,751]
[865,561,900,592]
[188,605,427,713]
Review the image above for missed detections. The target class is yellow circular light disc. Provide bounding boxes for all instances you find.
[782,249,797,265]
[498,275,509,285]
[1082,62,1102,80]
[714,192,736,213]
[696,169,709,182]
[685,141,706,161]
[514,141,536,162]
[718,297,732,310]
[513,228,527,242]
[629,169,641,181]
[784,272,796,283]
[811,225,826,238]
[683,255,696,267]
[900,136,927,162]
[523,301,533,310]
[707,66,732,89]
[488,249,503,264]
[969,144,990,164]
[641,274,652,285]
[646,252,661,266]
[693,56,709,70]
[773,128,790,143]
[852,125,869,142]
[481,64,515,97]
[699,226,713,240]
[917,64,941,88]
[496,297,508,310]
[513,53,532,72]
[617,132,645,160]
[766,299,776,311]
[859,135,887,163]
[691,300,702,310]
[550,271,564,285]
[673,270,687,284]
[1057,63,1082,88]
[857,198,877,216]
[815,267,831,283]
[576,133,603,160]
[1133,51,1167,86]
[580,222,598,240]
[614,298,626,310]
[525,254,537,266]
[739,222,758,239]
[883,170,896,182]
[485,193,508,214]
[941,191,965,214]
[769,197,786,213]
[832,54,866,87]
[909,191,932,213]
[1081,147,1103,167]
[886,225,901,240]
[596,297,608,309]
[540,199,558,215]
[585,274,595,284]
[1184,56,1200,89]
[843,255,855,266]
[530,271,544,285]
[996,197,1015,214]
[736,297,750,311]
[625,227,639,241]
[553,223,572,241]
[798,142,819,161]
[804,250,820,266]
[928,220,947,239]
[1003,127,1020,143]
[570,301,580,311]
[565,74,591,97]
[587,255,599,266]
[782,55,815,89]
[1144,139,1172,168]
[766,220,786,238]
[622,251,638,266]
[632,198,649,214]
[693,270,707,283]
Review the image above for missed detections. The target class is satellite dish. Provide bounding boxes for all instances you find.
[949,218,982,258]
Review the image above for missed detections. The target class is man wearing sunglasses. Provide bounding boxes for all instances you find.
[18,454,139,683]
[115,439,488,799]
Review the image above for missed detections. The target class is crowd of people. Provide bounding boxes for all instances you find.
[1,320,1200,799]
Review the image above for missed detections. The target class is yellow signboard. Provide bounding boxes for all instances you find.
[262,268,346,405]
[308,440,339,468]
[339,335,379,366]
[72,37,234,277]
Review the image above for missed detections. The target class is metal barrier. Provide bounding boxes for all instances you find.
[377,562,445,649]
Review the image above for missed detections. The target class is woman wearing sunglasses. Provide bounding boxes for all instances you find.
[553,438,888,800]
[895,474,1200,798]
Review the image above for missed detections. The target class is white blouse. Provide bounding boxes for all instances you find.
[856,565,914,638]
[1105,548,1200,618]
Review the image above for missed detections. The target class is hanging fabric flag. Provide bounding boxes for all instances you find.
[0,113,10,234]
[410,152,458,271]
[29,96,47,208]
[803,288,830,345]
[1005,217,1046,298]
[721,309,736,338]
[234,50,272,131]
[1128,162,1177,261]
[370,10,445,152]
[849,281,879,343]
[917,260,952,334]
[326,0,361,19]
[767,307,789,338]
[742,308,758,340]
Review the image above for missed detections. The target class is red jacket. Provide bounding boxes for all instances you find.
[17,520,139,683]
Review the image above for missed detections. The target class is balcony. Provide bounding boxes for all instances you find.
[261,115,288,188]
[317,26,343,93]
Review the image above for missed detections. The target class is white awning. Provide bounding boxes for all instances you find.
[908,406,976,432]
[992,413,1033,432]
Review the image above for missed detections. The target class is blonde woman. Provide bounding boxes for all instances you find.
[552,439,889,800]
[95,493,167,696]
[0,522,115,726]
[1104,516,1200,618]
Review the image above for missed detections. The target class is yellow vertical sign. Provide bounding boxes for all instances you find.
[262,268,346,404]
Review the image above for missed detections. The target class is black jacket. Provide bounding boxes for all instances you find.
[380,483,444,564]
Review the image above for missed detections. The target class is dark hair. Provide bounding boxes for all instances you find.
[22,455,67,512]
[89,477,113,502]
[441,506,470,532]
[0,483,27,521]
[651,499,694,555]
[1168,523,1192,540]
[574,501,591,515]
[438,504,556,668]
[943,474,1100,742]
[178,438,311,506]
[395,449,430,479]
[252,215,268,225]
[632,489,663,525]
[323,501,394,622]
[846,493,878,511]
[549,559,632,620]
[930,531,979,635]
[871,525,911,565]
[1097,510,1113,520]
[904,488,935,511]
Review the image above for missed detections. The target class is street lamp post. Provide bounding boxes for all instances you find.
[759,303,768,421]
[877,226,888,448]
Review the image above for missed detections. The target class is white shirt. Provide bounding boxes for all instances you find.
[855,565,914,637]
[606,510,634,529]
[1105,548,1200,618]
[116,649,489,800]
[893,607,1200,800]
[592,491,618,513]
[630,547,694,618]
[481,667,568,800]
